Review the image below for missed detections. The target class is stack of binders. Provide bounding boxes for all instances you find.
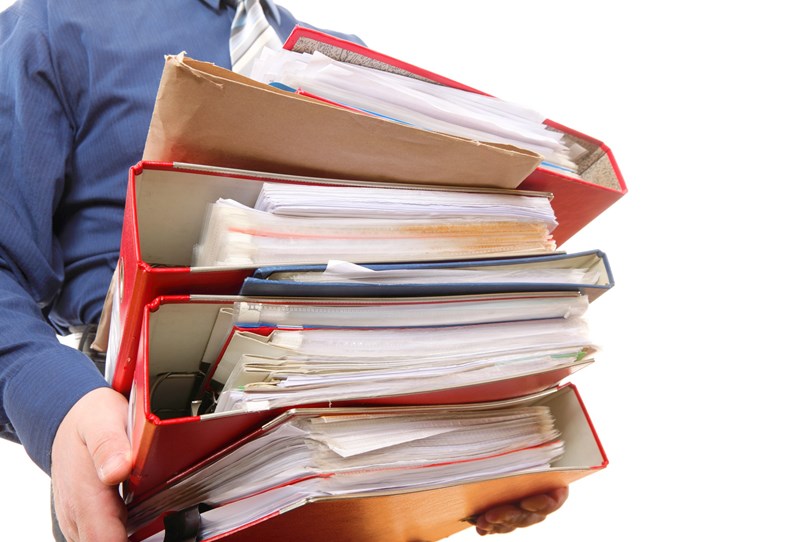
[107,29,625,542]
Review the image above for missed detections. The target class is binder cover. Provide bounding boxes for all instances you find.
[284,26,628,245]
[239,250,614,300]
[129,384,607,542]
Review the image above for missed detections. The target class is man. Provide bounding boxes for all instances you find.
[0,0,567,539]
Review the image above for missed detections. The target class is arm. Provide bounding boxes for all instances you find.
[0,5,130,540]
[0,0,109,478]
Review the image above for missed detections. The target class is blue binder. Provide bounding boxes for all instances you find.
[239,250,613,301]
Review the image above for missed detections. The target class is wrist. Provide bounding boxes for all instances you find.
[5,345,109,474]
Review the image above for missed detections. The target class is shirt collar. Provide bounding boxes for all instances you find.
[197,0,282,25]
[198,0,224,10]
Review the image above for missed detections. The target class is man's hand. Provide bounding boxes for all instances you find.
[51,387,132,541]
[474,487,569,536]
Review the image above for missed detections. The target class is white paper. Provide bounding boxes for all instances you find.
[249,49,578,172]
[192,181,558,267]
[234,292,588,328]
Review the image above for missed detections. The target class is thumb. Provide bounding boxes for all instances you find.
[75,387,133,485]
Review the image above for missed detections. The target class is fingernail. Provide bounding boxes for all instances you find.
[521,495,551,512]
[500,510,523,523]
[98,453,126,481]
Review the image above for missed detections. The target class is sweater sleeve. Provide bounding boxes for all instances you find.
[0,4,109,474]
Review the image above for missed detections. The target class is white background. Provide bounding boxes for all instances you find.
[2,0,791,540]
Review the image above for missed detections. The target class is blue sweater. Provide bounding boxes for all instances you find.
[0,0,361,473]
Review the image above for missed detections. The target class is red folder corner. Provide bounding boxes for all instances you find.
[284,26,627,246]
[112,162,266,395]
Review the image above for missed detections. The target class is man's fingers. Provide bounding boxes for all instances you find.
[476,523,519,535]
[59,479,128,541]
[60,487,128,542]
[519,486,569,514]
[52,387,132,541]
[86,429,131,485]
[482,504,529,525]
[71,488,128,541]
[75,388,132,485]
[478,504,545,531]
[474,487,568,536]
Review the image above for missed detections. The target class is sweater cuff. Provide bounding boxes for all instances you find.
[5,344,109,474]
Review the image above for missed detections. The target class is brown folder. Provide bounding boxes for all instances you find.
[143,54,542,190]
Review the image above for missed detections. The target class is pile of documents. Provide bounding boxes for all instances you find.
[129,402,563,538]
[209,300,593,412]
[192,181,558,267]
[248,46,579,173]
[106,27,625,542]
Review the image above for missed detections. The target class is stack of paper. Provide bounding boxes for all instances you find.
[211,317,595,413]
[233,291,587,328]
[193,181,558,267]
[192,290,590,399]
[250,48,578,174]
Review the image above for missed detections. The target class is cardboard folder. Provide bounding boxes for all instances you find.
[142,54,542,190]
[283,27,628,245]
[111,161,554,395]
[128,384,607,542]
[126,294,595,503]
